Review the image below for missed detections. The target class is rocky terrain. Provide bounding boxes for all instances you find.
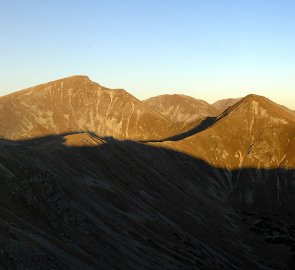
[0,76,295,269]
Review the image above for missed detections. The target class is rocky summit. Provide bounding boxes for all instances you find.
[0,76,172,141]
[0,76,295,270]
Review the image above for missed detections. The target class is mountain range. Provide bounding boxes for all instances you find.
[0,76,294,270]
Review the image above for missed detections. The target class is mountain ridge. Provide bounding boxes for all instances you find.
[156,94,295,169]
[1,76,295,269]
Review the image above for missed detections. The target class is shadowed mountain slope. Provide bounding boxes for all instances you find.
[0,135,295,270]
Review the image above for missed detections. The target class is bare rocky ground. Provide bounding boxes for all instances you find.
[0,135,294,269]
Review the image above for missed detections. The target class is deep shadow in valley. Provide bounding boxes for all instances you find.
[0,133,295,270]
[141,116,217,142]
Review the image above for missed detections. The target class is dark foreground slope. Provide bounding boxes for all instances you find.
[0,135,295,270]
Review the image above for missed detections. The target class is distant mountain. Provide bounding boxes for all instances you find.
[143,94,218,124]
[212,97,241,114]
[0,76,172,141]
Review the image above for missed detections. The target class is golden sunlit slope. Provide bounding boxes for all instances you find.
[0,76,173,141]
[158,94,295,169]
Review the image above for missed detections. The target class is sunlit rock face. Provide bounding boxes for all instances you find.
[161,94,295,169]
[0,77,295,269]
[0,76,173,141]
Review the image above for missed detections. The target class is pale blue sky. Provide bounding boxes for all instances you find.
[1,0,295,108]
